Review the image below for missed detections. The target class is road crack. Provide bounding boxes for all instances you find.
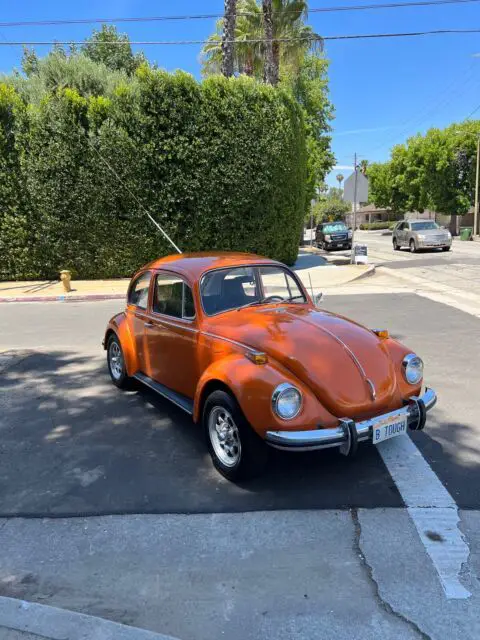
[350,508,431,640]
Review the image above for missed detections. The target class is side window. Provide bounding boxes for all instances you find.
[128,272,151,309]
[154,273,196,319]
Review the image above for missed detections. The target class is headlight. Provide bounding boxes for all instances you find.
[348,230,353,238]
[418,234,426,240]
[402,353,424,385]
[324,234,331,241]
[272,383,302,419]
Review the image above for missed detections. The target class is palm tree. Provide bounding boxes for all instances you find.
[359,159,369,175]
[201,0,322,81]
[221,0,237,77]
[336,173,344,189]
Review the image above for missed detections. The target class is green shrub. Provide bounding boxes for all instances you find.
[359,222,392,230]
[0,71,307,279]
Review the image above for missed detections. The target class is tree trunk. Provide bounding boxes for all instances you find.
[221,0,237,77]
[272,41,280,86]
[262,0,276,85]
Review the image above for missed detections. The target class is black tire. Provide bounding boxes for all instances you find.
[106,334,134,390]
[409,239,417,253]
[203,390,268,482]
[442,246,451,252]
[393,238,400,251]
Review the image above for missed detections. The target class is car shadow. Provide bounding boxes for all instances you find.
[0,350,402,516]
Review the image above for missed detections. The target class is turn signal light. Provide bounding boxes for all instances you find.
[246,351,268,365]
[372,329,389,339]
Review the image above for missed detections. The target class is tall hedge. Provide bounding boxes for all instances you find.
[0,68,307,280]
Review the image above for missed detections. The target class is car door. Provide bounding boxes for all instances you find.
[143,271,199,399]
[125,271,153,373]
[397,222,407,246]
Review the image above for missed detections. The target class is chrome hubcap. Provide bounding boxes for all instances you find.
[109,341,123,380]
[208,407,241,467]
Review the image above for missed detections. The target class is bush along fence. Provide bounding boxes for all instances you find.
[0,68,307,280]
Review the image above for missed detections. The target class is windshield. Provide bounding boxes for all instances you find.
[411,221,439,231]
[323,223,348,233]
[200,265,306,315]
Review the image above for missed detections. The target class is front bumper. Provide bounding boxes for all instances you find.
[417,239,451,248]
[265,387,436,453]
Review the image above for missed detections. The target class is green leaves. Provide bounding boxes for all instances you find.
[368,121,480,216]
[0,70,307,279]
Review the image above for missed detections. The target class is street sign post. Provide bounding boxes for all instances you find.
[343,158,369,263]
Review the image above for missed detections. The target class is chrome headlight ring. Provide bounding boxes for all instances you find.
[272,383,303,420]
[402,353,424,385]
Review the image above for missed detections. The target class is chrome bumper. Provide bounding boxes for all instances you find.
[265,388,436,453]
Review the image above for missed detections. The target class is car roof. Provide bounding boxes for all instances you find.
[141,252,281,280]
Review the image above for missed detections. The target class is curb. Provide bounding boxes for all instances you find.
[0,293,126,304]
[0,595,180,640]
[346,264,376,283]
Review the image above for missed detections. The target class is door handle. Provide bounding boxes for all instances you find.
[144,321,154,328]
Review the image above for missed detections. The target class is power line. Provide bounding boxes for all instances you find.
[0,0,478,28]
[2,29,480,46]
[466,103,480,118]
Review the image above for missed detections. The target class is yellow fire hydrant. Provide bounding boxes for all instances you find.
[59,270,72,293]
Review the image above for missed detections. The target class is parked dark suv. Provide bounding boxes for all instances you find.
[315,221,352,251]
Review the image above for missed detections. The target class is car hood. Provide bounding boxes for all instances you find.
[205,305,398,419]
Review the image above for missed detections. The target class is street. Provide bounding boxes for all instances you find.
[1,269,479,638]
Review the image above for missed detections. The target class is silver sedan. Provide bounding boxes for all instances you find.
[392,220,452,253]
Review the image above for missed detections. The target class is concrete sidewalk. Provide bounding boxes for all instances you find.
[0,256,374,303]
[0,595,179,640]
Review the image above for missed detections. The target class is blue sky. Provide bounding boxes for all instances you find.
[1,0,479,186]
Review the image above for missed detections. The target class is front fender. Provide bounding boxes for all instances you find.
[382,338,422,399]
[194,354,338,437]
[104,312,139,377]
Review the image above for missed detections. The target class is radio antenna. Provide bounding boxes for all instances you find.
[88,139,182,254]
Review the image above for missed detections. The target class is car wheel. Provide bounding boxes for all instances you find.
[203,390,268,482]
[442,246,451,252]
[393,238,400,251]
[107,334,134,390]
[409,239,417,253]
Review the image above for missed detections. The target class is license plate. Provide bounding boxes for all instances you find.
[372,413,407,444]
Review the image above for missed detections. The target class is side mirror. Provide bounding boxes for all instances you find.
[314,292,324,307]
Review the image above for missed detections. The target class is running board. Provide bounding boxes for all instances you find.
[133,372,194,415]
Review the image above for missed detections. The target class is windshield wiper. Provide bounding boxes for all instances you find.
[236,299,268,311]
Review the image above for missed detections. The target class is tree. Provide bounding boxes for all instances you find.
[359,159,368,175]
[312,187,349,223]
[281,53,334,213]
[201,0,322,81]
[368,121,480,220]
[83,25,146,74]
[222,0,237,77]
[336,173,344,188]
[262,0,276,85]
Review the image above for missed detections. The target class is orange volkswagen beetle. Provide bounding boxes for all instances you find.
[104,252,436,481]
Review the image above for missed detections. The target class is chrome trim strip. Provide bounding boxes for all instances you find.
[147,316,199,333]
[265,387,436,452]
[201,331,256,353]
[133,373,194,415]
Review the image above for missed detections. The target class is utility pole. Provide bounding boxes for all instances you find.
[350,152,358,263]
[474,135,480,238]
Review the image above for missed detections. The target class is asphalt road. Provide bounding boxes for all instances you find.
[0,294,478,514]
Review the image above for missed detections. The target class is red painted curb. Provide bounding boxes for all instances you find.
[0,294,126,303]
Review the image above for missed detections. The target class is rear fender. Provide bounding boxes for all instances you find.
[193,354,337,437]
[104,312,139,376]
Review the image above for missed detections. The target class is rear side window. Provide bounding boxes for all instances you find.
[153,273,196,319]
[128,272,151,309]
